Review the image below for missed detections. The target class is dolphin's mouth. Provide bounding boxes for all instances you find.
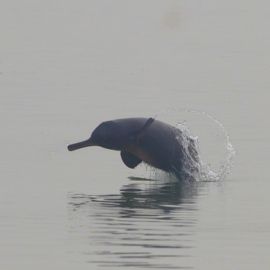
[67,139,94,151]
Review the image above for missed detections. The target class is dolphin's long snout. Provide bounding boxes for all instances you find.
[67,139,94,151]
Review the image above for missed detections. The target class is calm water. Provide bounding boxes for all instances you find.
[1,1,270,269]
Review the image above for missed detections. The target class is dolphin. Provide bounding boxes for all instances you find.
[68,117,198,179]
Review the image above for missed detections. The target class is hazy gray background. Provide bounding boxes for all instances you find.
[0,0,269,269]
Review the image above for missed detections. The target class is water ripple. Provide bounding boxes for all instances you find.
[68,180,202,269]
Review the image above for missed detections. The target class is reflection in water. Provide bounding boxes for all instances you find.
[68,179,202,269]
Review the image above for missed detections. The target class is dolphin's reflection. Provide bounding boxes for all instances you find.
[68,179,200,269]
[70,178,199,214]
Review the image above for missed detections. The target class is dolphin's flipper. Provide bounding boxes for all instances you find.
[120,151,142,169]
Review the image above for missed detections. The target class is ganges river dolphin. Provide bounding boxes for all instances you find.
[67,117,199,180]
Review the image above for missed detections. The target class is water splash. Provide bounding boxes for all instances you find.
[156,109,236,182]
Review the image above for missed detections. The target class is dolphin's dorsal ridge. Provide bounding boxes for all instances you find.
[131,117,155,143]
[141,117,154,131]
[120,151,142,169]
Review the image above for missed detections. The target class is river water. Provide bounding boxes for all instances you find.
[1,1,269,269]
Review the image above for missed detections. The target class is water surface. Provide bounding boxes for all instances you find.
[0,0,270,269]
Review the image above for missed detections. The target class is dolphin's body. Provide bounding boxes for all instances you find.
[68,118,198,179]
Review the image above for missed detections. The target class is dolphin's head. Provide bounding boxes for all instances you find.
[67,121,126,151]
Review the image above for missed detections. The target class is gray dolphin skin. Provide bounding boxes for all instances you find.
[68,118,198,179]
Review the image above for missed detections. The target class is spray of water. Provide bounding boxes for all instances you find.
[156,109,236,182]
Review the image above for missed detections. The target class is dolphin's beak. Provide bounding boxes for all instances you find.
[67,139,95,151]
